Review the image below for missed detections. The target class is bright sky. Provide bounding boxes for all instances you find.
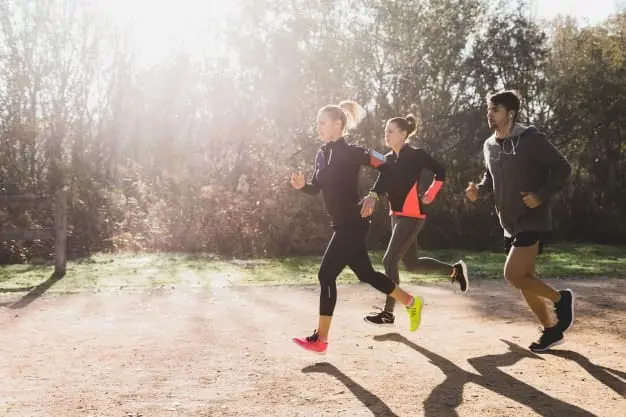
[96,0,621,67]
[96,0,240,66]
[533,0,621,24]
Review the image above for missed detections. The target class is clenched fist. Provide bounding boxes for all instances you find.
[521,191,542,208]
[465,182,478,202]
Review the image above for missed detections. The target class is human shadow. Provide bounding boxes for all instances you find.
[302,362,399,417]
[546,349,625,398]
[374,333,477,417]
[374,333,595,417]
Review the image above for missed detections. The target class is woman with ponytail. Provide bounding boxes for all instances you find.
[360,109,470,327]
[289,101,424,354]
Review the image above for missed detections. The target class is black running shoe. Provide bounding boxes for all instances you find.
[364,309,395,327]
[451,260,469,293]
[529,326,564,352]
[554,289,575,333]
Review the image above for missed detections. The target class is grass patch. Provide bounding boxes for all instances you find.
[0,243,623,295]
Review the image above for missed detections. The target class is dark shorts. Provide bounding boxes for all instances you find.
[504,232,547,255]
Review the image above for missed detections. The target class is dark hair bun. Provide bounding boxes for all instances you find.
[405,114,417,136]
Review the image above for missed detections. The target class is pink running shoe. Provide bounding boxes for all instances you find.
[292,330,328,355]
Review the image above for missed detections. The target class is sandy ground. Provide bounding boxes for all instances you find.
[0,278,624,417]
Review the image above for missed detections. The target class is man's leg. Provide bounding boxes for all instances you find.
[504,240,555,328]
[521,288,556,327]
[504,242,561,304]
[503,236,572,352]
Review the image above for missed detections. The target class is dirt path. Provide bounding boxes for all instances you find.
[0,278,624,416]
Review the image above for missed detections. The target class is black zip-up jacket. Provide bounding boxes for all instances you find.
[370,144,446,215]
[301,137,378,228]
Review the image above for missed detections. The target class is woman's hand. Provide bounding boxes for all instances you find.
[290,172,306,190]
[360,194,377,217]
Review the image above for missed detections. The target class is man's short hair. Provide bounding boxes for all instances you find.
[486,90,522,117]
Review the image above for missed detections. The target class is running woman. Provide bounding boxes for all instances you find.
[465,90,575,352]
[360,112,469,327]
[290,101,423,354]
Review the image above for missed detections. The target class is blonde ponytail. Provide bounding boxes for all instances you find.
[338,100,366,130]
[319,100,367,133]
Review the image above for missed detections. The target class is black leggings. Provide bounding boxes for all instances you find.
[318,223,396,316]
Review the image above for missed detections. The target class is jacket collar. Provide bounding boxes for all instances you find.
[323,137,347,151]
[392,143,410,160]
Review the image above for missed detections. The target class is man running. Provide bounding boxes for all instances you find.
[465,90,575,352]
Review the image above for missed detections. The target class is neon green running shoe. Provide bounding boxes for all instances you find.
[406,296,424,332]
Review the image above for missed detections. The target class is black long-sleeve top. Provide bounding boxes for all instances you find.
[371,144,445,218]
[301,137,382,228]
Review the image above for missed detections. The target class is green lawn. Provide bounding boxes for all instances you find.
[0,243,624,294]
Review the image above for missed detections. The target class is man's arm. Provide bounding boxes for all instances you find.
[476,168,493,194]
[531,133,571,203]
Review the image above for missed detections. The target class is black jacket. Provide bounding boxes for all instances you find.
[371,144,445,214]
[301,138,377,227]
